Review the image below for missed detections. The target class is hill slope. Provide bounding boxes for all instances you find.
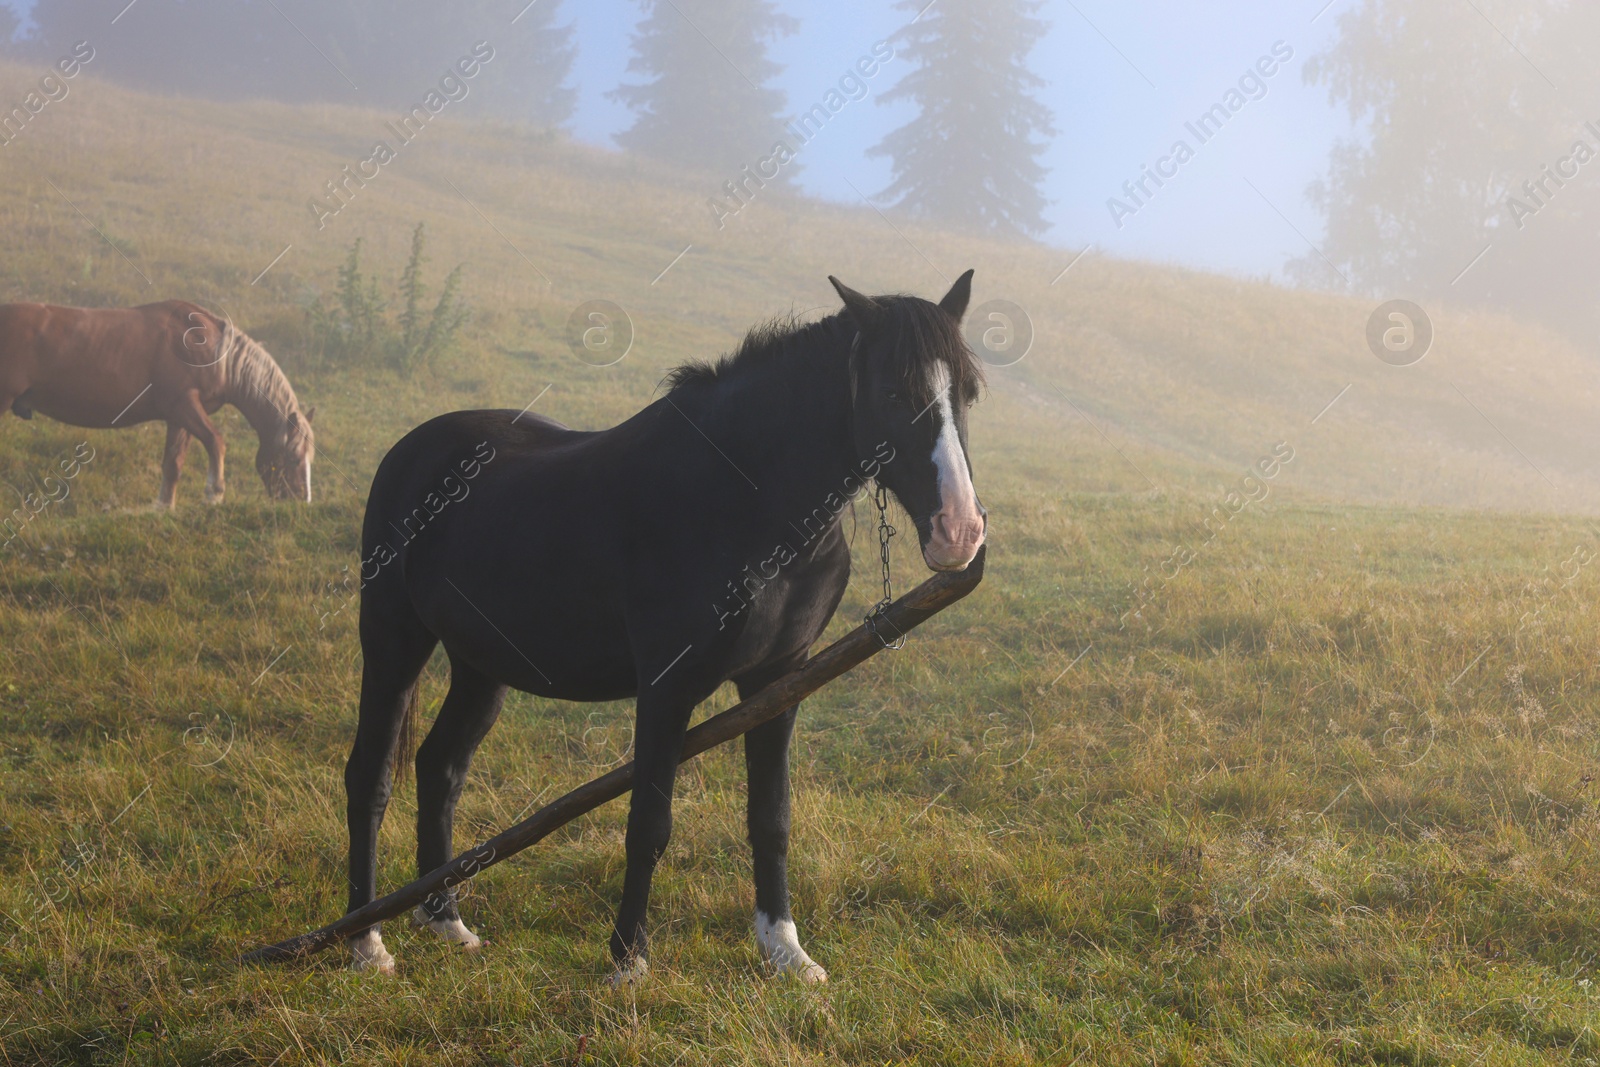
[0,64,1592,517]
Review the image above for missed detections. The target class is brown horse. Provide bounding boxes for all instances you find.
[0,300,314,507]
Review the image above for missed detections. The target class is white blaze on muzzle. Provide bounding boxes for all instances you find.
[923,362,984,570]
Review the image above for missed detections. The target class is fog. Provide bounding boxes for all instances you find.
[0,0,1596,513]
[3,0,1594,344]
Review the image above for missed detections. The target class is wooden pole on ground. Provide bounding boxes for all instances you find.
[243,547,986,965]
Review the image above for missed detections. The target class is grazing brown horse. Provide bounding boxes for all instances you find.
[0,301,314,506]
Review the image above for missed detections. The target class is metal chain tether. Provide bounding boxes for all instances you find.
[865,483,906,649]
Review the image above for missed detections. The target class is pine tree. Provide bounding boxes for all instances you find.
[1300,0,1600,340]
[22,0,576,128]
[0,4,20,57]
[611,0,796,181]
[26,0,308,98]
[342,0,577,129]
[493,0,578,129]
[870,0,1054,238]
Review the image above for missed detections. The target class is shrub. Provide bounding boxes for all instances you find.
[308,223,468,375]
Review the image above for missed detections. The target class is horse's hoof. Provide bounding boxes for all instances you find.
[412,905,482,951]
[348,930,396,974]
[768,956,827,983]
[756,913,826,983]
[794,960,828,984]
[606,956,649,988]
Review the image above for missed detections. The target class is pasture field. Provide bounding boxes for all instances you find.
[3,68,1600,1065]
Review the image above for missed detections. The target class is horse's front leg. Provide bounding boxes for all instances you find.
[196,425,225,505]
[741,699,826,982]
[174,391,225,504]
[608,687,696,986]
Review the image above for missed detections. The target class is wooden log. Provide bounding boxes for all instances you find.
[243,546,985,965]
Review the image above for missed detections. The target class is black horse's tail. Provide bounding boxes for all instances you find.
[394,681,421,786]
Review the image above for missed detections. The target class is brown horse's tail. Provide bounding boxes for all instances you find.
[394,682,421,786]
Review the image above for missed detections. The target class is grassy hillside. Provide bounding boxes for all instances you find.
[0,63,1594,513]
[2,68,1600,1065]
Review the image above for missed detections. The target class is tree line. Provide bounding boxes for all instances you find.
[6,0,1055,239]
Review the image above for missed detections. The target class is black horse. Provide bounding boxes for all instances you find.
[343,272,987,983]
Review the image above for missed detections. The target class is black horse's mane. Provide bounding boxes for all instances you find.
[663,295,983,405]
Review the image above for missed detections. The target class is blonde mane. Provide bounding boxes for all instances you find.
[218,322,308,445]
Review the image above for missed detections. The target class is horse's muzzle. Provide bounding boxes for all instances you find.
[923,506,986,572]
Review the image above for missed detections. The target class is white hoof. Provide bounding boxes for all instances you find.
[412,905,482,950]
[795,959,828,984]
[607,956,649,988]
[348,930,396,974]
[756,912,827,983]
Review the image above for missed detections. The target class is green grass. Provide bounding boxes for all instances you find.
[3,66,1600,1065]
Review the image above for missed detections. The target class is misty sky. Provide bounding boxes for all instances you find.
[7,0,1355,282]
[569,0,1354,282]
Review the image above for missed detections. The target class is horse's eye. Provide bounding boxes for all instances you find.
[885,390,899,401]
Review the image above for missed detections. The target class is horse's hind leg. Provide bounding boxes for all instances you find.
[608,685,701,985]
[343,597,438,973]
[156,424,190,509]
[412,657,506,950]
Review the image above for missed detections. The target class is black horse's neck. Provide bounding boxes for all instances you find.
[661,313,863,529]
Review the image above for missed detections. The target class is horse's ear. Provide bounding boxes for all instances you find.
[304,405,316,424]
[829,275,879,331]
[938,269,975,322]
